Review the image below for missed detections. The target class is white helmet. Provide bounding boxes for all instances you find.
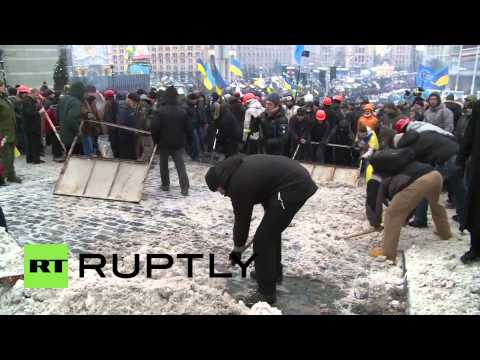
[304,93,314,103]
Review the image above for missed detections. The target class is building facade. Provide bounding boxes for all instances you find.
[389,45,416,71]
[0,45,61,88]
[344,45,375,68]
[106,45,209,83]
[233,45,293,77]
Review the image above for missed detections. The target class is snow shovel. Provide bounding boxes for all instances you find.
[203,129,222,163]
[0,274,23,286]
[40,107,67,154]
[341,226,383,240]
[292,143,300,160]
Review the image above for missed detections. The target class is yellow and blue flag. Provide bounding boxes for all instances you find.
[211,63,226,95]
[196,58,207,78]
[203,63,216,91]
[229,58,243,77]
[416,65,449,90]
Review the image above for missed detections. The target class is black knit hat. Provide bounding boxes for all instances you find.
[165,86,178,100]
[266,93,281,106]
[128,92,140,102]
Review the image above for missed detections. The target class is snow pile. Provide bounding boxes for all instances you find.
[405,231,480,315]
[0,228,23,278]
[0,251,252,315]
[248,302,282,315]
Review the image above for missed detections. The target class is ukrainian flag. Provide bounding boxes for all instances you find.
[229,58,243,77]
[211,63,226,95]
[196,58,207,78]
[433,67,449,88]
[203,63,216,91]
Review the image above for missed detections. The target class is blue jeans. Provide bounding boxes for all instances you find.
[82,136,94,156]
[414,156,466,226]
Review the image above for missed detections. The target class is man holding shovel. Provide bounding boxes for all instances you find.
[205,154,318,306]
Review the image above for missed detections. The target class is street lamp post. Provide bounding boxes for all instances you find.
[471,46,480,95]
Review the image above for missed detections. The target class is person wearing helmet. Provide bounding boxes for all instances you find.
[357,103,378,132]
[242,93,265,154]
[327,118,355,166]
[0,81,22,183]
[283,95,298,121]
[311,109,330,164]
[288,107,312,161]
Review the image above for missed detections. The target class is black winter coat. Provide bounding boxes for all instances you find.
[151,100,193,150]
[444,101,462,131]
[21,96,41,135]
[289,116,312,143]
[208,154,318,248]
[216,105,242,146]
[311,120,330,144]
[457,102,480,234]
[259,107,289,155]
[397,130,458,166]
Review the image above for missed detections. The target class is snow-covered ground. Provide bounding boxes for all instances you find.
[0,153,478,315]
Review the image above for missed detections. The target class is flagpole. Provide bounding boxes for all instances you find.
[470,45,480,96]
[455,45,463,91]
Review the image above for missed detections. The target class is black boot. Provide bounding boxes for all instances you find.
[0,177,6,186]
[408,220,428,228]
[242,290,277,307]
[7,176,22,184]
[250,271,283,284]
[460,250,480,264]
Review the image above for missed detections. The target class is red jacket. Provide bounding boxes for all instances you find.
[45,107,58,135]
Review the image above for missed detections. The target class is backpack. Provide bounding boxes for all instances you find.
[369,148,416,176]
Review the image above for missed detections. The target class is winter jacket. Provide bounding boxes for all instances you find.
[284,104,299,121]
[328,119,355,146]
[357,114,378,131]
[325,104,343,129]
[216,105,242,146]
[456,102,480,234]
[289,115,312,144]
[424,103,454,133]
[310,119,330,144]
[151,100,193,150]
[21,96,42,135]
[244,99,264,141]
[444,100,463,131]
[366,161,434,227]
[259,107,289,155]
[406,121,454,137]
[206,154,318,248]
[397,130,458,166]
[57,84,85,145]
[228,99,245,131]
[0,93,17,144]
[184,102,201,130]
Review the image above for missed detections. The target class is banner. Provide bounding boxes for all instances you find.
[416,65,449,90]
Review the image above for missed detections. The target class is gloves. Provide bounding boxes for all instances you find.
[1,136,7,147]
[229,251,242,266]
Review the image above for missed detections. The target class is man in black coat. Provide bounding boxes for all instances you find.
[258,93,289,156]
[20,90,43,164]
[151,86,193,196]
[205,154,318,306]
[396,129,465,229]
[457,101,480,263]
[216,103,242,158]
[289,107,312,161]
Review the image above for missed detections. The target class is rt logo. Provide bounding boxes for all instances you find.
[24,244,69,288]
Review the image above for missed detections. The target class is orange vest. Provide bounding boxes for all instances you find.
[357,115,378,130]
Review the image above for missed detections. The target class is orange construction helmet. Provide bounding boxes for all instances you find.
[394,118,411,133]
[315,110,327,122]
[241,93,256,105]
[17,85,31,95]
[322,97,332,106]
[333,95,344,102]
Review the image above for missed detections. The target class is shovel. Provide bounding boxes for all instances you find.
[0,274,23,286]
[203,129,222,163]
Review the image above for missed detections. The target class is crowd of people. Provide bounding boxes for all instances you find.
[0,78,479,305]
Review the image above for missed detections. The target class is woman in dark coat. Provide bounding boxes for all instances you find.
[457,101,480,263]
